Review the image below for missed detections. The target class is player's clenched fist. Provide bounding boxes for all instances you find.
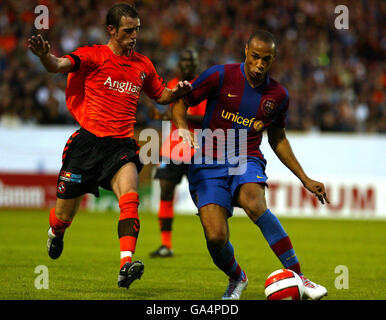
[28,34,51,58]
[172,80,192,98]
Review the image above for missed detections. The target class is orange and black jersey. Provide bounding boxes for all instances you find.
[160,77,206,162]
[63,45,166,138]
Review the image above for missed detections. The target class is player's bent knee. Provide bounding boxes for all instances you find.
[242,201,267,221]
[205,230,228,248]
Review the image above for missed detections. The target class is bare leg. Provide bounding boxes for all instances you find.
[47,196,83,259]
[111,162,138,198]
[55,196,83,222]
[199,204,229,248]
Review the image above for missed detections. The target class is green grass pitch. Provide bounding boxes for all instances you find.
[0,209,385,300]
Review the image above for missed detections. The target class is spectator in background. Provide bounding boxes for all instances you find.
[149,48,206,258]
[0,0,384,133]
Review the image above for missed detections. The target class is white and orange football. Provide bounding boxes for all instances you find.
[264,269,304,300]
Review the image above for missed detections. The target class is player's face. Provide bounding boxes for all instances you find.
[244,38,275,82]
[179,51,198,80]
[114,16,140,51]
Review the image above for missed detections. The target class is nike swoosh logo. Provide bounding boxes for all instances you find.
[119,63,131,67]
[286,254,297,261]
[227,93,238,98]
[256,175,264,178]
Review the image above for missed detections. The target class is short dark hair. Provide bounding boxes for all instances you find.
[106,3,138,30]
[247,30,277,55]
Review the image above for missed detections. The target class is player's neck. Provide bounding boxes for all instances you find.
[107,41,132,57]
[245,74,266,88]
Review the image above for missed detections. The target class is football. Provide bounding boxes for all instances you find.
[264,269,304,300]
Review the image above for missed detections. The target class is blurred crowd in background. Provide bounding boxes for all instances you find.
[0,0,385,132]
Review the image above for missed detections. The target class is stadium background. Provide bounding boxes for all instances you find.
[0,0,384,217]
[0,0,385,301]
[0,0,384,131]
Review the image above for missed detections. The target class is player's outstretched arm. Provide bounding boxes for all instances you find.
[156,81,192,105]
[27,34,73,73]
[267,126,330,205]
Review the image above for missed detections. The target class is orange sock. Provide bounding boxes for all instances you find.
[118,192,140,268]
[161,231,172,249]
[158,200,173,249]
[49,208,71,235]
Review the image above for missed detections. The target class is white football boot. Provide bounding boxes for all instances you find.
[47,227,64,259]
[300,275,327,300]
[222,275,248,300]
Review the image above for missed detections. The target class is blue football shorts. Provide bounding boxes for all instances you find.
[188,157,268,216]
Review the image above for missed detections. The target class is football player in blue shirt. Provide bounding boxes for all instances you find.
[172,30,330,300]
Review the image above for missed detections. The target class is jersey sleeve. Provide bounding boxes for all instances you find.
[184,65,223,107]
[272,89,289,128]
[62,45,99,73]
[142,59,166,100]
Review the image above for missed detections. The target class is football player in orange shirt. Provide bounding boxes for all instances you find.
[148,49,206,258]
[27,3,192,289]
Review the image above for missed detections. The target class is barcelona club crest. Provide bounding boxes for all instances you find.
[253,120,265,132]
[262,98,276,116]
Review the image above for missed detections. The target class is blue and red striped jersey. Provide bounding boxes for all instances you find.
[184,63,289,161]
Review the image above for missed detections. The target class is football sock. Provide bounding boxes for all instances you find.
[207,241,246,281]
[255,209,301,275]
[49,208,71,236]
[158,200,173,249]
[118,192,140,269]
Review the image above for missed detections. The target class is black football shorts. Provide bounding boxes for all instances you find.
[56,128,143,199]
[153,158,189,184]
